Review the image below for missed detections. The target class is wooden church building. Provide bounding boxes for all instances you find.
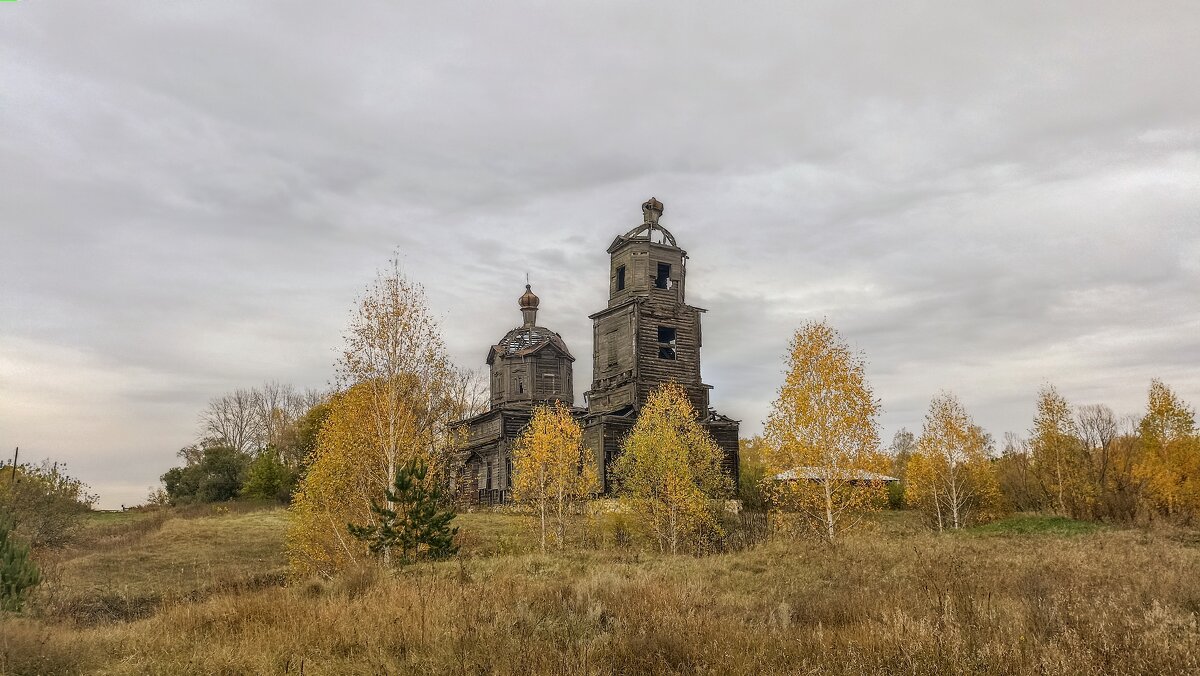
[453,198,739,504]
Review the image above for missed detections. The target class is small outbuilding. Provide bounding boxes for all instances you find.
[773,467,899,485]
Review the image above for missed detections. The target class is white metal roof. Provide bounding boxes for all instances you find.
[773,466,899,482]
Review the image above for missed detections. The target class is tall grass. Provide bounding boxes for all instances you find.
[3,509,1199,675]
[29,506,288,626]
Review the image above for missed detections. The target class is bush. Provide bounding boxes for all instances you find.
[160,444,250,504]
[713,509,771,552]
[348,458,459,564]
[0,461,96,549]
[242,453,298,503]
[593,510,636,548]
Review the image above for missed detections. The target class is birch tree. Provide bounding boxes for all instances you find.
[287,261,467,575]
[612,384,731,555]
[1030,385,1088,516]
[760,320,888,543]
[510,402,597,553]
[1134,379,1200,520]
[906,392,1003,530]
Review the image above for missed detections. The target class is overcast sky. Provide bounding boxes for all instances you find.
[2,2,1198,508]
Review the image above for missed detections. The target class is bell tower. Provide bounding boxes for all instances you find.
[586,197,709,415]
[584,198,738,492]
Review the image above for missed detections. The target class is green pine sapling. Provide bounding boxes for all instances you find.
[1,510,40,612]
[348,457,458,564]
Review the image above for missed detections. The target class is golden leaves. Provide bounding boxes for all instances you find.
[906,392,1003,530]
[613,383,731,555]
[288,263,467,576]
[1135,379,1200,517]
[510,402,597,552]
[761,320,887,542]
[1029,385,1092,517]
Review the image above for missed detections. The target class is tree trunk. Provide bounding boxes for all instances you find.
[669,504,678,555]
[1055,454,1066,515]
[556,482,567,550]
[948,470,961,530]
[539,466,547,554]
[823,479,836,542]
[932,488,944,532]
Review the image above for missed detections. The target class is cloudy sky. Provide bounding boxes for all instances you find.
[2,2,1198,508]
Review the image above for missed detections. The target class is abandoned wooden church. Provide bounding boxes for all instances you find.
[453,199,739,504]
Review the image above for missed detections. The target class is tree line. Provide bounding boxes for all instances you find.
[156,257,1197,573]
[871,380,1200,529]
[988,380,1198,523]
[731,321,1197,542]
[156,383,331,505]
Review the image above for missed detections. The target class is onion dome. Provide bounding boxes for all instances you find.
[485,283,576,408]
[485,283,575,365]
[519,284,540,309]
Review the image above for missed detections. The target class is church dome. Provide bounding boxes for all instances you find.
[485,283,575,365]
[485,283,576,409]
[489,324,573,365]
[518,284,540,309]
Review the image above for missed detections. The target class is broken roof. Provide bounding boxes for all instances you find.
[485,325,574,365]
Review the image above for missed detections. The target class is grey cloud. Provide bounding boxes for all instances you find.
[2,1,1198,507]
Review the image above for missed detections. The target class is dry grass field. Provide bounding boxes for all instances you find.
[3,506,1200,675]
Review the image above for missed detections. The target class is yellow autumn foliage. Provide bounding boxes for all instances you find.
[287,383,380,575]
[510,402,597,553]
[287,263,467,576]
[906,392,1004,530]
[761,320,889,542]
[612,384,731,555]
[1030,385,1092,517]
[1135,379,1200,520]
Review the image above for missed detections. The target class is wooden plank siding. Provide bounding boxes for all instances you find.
[454,201,739,504]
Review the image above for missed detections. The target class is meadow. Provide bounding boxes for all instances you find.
[3,506,1200,675]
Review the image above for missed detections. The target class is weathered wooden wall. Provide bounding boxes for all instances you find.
[590,239,709,415]
[459,205,740,504]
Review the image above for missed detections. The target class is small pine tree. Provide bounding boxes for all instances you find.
[1,511,40,612]
[348,458,458,565]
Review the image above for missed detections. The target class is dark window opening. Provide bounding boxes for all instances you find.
[616,265,626,291]
[655,263,671,289]
[658,326,677,360]
[517,377,524,394]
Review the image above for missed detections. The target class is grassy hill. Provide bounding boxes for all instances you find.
[3,507,1199,675]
